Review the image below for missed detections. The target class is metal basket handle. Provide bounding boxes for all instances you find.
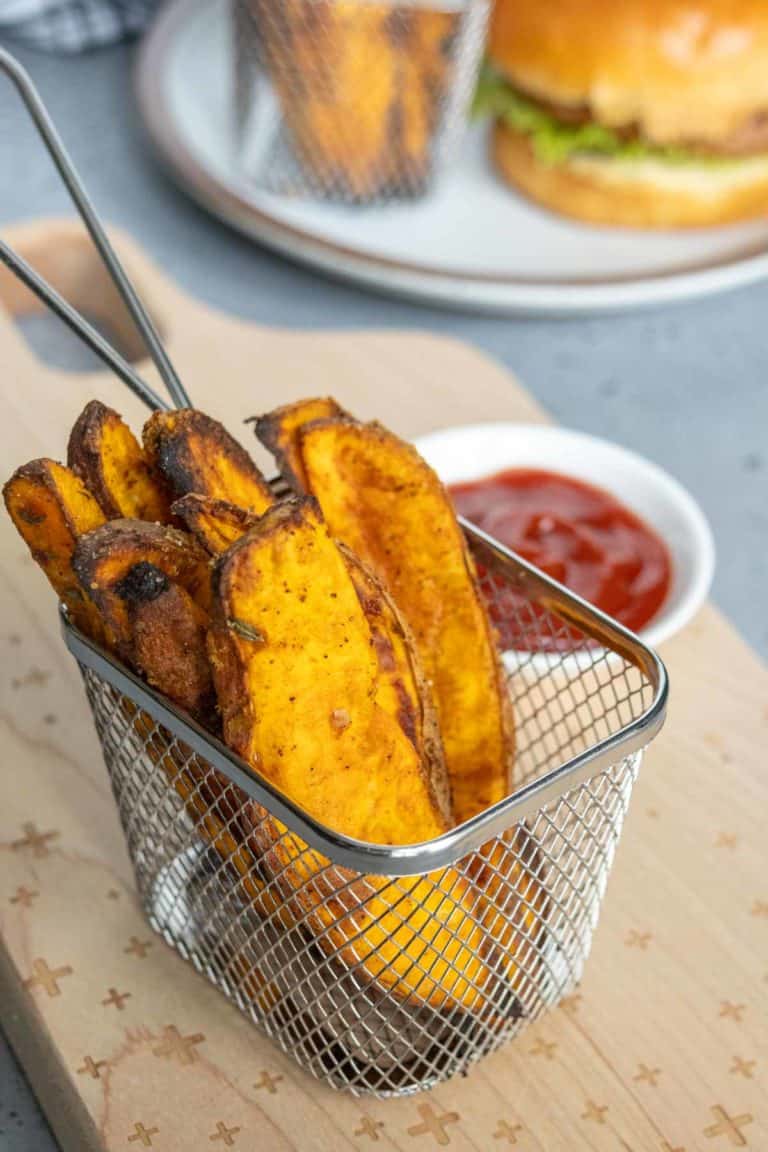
[0,47,186,414]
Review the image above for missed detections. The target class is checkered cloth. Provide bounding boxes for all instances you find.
[0,0,157,50]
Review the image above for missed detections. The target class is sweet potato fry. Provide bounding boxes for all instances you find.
[3,458,106,636]
[67,399,171,522]
[72,519,212,657]
[143,409,272,514]
[256,410,515,823]
[252,397,346,491]
[131,707,280,942]
[251,2,456,198]
[338,542,449,823]
[82,534,257,886]
[171,492,447,799]
[470,828,548,990]
[208,497,449,837]
[207,497,503,1012]
[171,493,256,556]
[111,562,216,724]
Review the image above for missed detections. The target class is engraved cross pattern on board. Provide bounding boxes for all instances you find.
[23,958,72,997]
[494,1120,523,1144]
[703,1105,753,1147]
[210,1121,240,1146]
[354,1117,384,1141]
[128,1123,159,1147]
[102,987,131,1010]
[77,1055,107,1079]
[124,936,153,959]
[253,1070,283,1094]
[634,1064,662,1087]
[407,1104,460,1145]
[12,822,59,857]
[152,1025,205,1066]
[582,1102,608,1125]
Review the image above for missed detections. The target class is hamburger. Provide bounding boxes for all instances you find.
[477,0,768,227]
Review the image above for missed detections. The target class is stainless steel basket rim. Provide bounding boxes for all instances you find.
[62,519,667,877]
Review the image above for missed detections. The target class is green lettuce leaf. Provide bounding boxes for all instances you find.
[473,67,741,167]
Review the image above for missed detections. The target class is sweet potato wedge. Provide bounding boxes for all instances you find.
[3,458,107,636]
[470,828,548,992]
[130,707,280,948]
[208,497,449,838]
[111,562,216,724]
[251,2,456,198]
[257,411,515,823]
[338,541,449,823]
[171,493,257,556]
[207,498,503,1012]
[252,397,346,491]
[172,492,447,803]
[67,399,171,522]
[143,409,272,514]
[72,519,212,657]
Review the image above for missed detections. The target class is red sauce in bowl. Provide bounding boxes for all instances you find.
[450,469,672,638]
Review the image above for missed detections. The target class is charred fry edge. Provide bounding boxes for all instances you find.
[143,408,272,513]
[67,399,171,522]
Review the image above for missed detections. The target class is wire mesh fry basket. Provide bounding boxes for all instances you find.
[1,45,667,1100]
[231,0,490,201]
[63,525,666,1097]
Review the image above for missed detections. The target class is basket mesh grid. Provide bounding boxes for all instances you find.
[74,540,656,1096]
[231,0,490,202]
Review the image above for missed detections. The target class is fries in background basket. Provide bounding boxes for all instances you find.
[236,0,489,201]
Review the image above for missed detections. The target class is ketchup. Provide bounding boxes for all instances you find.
[450,469,671,644]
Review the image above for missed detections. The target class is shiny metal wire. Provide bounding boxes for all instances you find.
[231,0,490,202]
[64,526,666,1096]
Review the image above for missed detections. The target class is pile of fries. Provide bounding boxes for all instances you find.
[4,398,544,1016]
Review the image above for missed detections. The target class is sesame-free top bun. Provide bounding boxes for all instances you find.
[489,0,768,150]
[492,121,768,228]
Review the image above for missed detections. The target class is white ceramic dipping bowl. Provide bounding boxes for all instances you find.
[415,423,715,653]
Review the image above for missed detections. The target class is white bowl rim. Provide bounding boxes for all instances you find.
[414,422,716,651]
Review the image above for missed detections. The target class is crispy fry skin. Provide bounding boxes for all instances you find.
[260,414,515,823]
[252,397,346,491]
[72,519,212,657]
[143,409,272,514]
[67,400,171,522]
[3,458,106,636]
[207,498,500,1012]
[338,542,450,825]
[172,494,256,556]
[113,562,216,724]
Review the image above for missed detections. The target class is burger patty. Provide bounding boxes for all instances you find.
[520,87,768,157]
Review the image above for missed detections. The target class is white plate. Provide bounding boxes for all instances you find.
[137,0,768,316]
[414,424,715,651]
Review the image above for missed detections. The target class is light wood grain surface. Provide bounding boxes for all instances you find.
[0,221,765,1152]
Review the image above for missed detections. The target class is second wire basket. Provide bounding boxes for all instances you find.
[232,0,490,201]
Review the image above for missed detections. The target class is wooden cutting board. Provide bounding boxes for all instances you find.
[1,220,765,1152]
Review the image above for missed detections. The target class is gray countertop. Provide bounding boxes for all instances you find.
[0,34,766,1152]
